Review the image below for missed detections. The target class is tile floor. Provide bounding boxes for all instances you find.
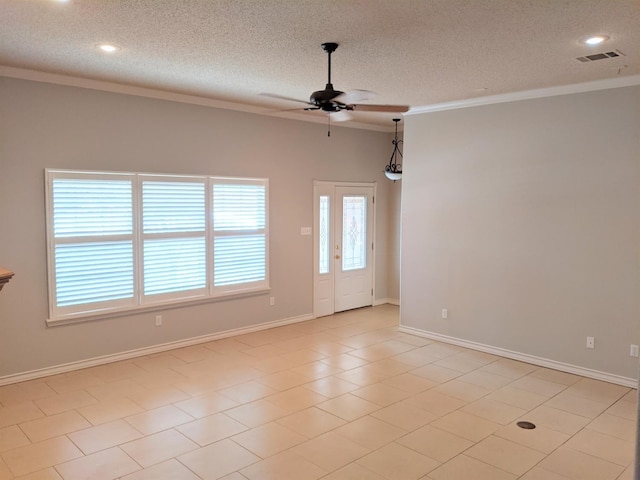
[0,304,637,479]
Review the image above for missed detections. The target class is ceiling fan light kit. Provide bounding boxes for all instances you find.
[385,118,403,182]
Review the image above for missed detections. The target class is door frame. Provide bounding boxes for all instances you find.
[313,180,377,318]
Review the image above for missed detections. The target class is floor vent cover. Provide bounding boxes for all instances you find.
[517,421,536,430]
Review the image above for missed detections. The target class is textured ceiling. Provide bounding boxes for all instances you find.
[1,0,639,129]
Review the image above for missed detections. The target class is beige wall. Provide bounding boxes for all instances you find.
[400,85,640,381]
[0,77,397,379]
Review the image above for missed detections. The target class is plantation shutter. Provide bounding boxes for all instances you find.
[50,175,135,314]
[212,180,268,290]
[141,178,207,301]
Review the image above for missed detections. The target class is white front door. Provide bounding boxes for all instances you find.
[335,186,374,312]
[313,182,375,317]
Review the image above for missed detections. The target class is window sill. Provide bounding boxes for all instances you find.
[46,287,271,327]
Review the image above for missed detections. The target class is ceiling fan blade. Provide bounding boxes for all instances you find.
[333,89,376,105]
[270,107,315,113]
[349,104,410,113]
[259,93,313,106]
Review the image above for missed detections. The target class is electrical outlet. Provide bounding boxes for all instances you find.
[441,309,448,319]
[270,297,275,306]
[586,336,595,349]
[630,344,639,358]
[155,315,162,327]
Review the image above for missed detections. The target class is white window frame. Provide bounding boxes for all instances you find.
[45,169,269,325]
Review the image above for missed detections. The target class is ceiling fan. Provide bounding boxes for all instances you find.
[262,42,409,123]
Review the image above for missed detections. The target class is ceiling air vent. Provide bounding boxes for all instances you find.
[576,50,625,63]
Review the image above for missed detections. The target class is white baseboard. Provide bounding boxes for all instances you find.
[374,298,400,306]
[398,325,638,388]
[0,313,314,386]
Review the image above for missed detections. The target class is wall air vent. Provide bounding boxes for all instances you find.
[576,50,625,63]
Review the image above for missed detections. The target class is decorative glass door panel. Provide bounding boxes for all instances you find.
[342,196,367,271]
[319,195,330,275]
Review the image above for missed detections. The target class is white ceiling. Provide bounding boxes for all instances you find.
[1,0,639,130]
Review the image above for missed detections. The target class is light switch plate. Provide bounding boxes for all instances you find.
[301,227,312,236]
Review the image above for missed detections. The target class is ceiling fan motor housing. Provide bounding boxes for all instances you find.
[310,85,344,111]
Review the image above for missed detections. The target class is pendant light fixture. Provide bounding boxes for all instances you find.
[384,118,403,181]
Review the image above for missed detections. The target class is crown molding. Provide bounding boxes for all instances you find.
[0,66,392,132]
[408,74,640,115]
[5,66,634,130]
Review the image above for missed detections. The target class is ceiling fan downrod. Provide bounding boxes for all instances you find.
[321,42,338,91]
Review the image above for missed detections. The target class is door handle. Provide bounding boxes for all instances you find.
[335,255,341,259]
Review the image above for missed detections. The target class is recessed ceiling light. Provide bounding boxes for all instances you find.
[581,35,610,46]
[98,43,120,53]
